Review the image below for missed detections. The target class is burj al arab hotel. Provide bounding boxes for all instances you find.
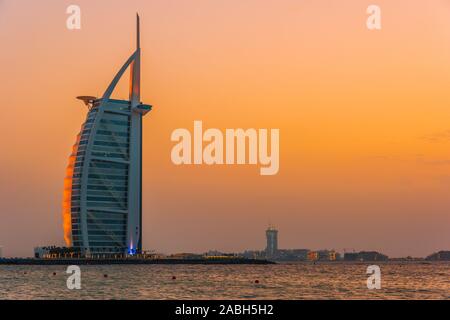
[63,15,152,256]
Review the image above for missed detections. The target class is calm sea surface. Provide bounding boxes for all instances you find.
[0,262,448,300]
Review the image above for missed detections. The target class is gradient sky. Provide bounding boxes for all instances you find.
[1,0,450,257]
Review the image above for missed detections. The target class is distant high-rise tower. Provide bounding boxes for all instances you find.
[62,15,152,256]
[265,226,278,257]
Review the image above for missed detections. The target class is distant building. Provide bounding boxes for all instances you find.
[34,246,81,259]
[344,252,359,261]
[344,251,388,261]
[426,251,450,261]
[333,251,341,261]
[291,249,310,260]
[307,251,319,261]
[206,250,225,256]
[34,247,51,259]
[265,226,278,258]
[276,249,309,261]
[358,251,388,261]
[318,250,339,261]
[244,227,347,262]
[241,250,266,260]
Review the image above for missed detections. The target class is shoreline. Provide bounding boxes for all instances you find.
[1,259,446,266]
[0,258,275,266]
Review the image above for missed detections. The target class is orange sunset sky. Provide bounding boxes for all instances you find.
[0,0,450,257]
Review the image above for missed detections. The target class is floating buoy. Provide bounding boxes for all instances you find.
[104,274,108,278]
[255,280,260,284]
[53,272,56,276]
[172,276,176,280]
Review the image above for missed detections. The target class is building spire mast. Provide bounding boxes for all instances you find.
[137,13,140,50]
[130,13,141,103]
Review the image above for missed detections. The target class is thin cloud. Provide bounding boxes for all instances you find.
[420,130,450,143]
[419,159,450,166]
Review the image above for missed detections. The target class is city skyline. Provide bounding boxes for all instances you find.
[0,0,450,257]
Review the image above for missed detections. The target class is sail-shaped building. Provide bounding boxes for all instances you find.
[62,15,151,256]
